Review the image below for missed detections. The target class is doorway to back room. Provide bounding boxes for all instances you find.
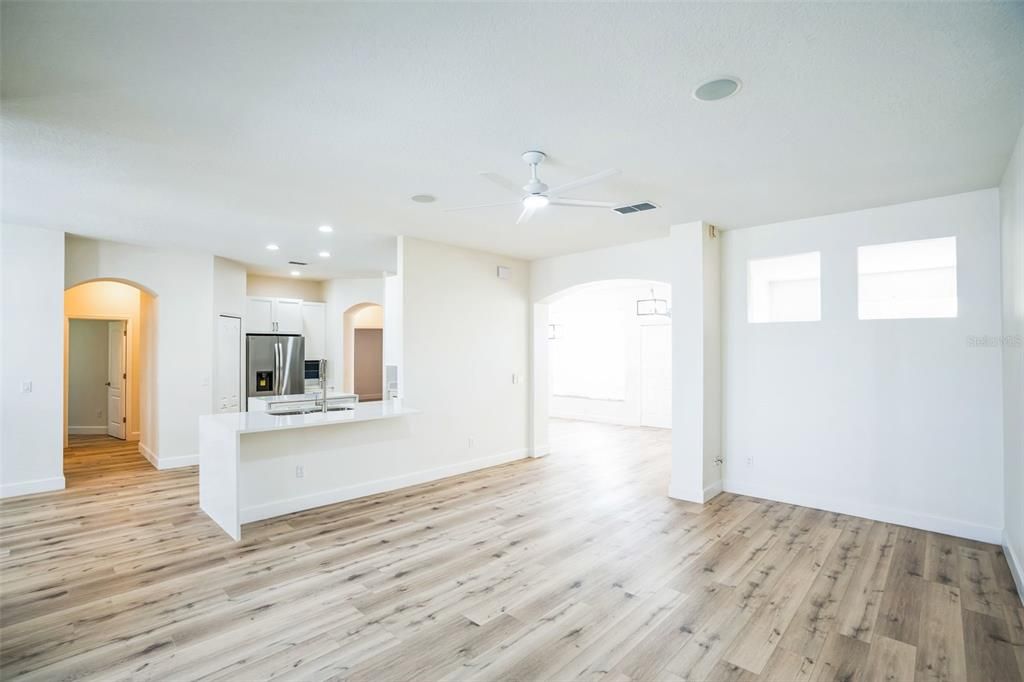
[546,280,672,431]
[64,280,156,474]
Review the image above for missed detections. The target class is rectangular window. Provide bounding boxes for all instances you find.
[858,237,957,320]
[747,252,821,323]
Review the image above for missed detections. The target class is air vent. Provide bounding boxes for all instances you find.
[613,202,658,215]
[288,260,308,266]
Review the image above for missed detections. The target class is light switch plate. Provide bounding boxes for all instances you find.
[20,381,32,393]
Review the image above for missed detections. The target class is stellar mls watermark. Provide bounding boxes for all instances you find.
[966,334,1022,348]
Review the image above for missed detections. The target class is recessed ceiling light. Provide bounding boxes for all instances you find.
[318,251,330,258]
[693,77,742,102]
[318,225,333,233]
[266,243,279,251]
[411,194,436,203]
[290,270,301,277]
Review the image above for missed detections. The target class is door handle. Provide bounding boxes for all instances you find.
[105,381,111,387]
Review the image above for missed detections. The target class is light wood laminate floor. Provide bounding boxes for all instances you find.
[1,422,1022,681]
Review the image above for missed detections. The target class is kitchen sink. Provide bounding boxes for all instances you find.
[267,404,354,416]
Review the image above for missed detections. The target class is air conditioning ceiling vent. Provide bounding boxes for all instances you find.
[613,202,658,215]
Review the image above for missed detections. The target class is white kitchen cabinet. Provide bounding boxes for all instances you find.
[245,296,304,334]
[245,297,275,333]
[301,301,326,360]
[274,298,303,334]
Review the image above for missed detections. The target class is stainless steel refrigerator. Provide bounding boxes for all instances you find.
[246,334,305,401]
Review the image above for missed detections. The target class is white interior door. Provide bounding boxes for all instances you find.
[641,324,672,428]
[107,320,126,439]
[216,315,242,413]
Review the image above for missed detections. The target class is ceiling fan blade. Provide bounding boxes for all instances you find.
[516,205,537,224]
[480,172,526,196]
[549,198,621,208]
[444,200,521,212]
[547,168,619,198]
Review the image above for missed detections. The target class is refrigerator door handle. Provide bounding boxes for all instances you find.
[273,341,281,394]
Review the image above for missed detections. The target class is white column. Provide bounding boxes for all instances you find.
[530,302,551,457]
[670,221,722,503]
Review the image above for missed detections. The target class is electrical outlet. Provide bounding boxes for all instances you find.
[20,381,32,394]
[746,456,753,467]
[467,437,474,449]
[96,409,103,419]
[295,465,304,479]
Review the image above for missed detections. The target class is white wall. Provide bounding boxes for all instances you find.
[722,190,1005,542]
[66,235,215,468]
[531,237,672,303]
[1000,125,1024,594]
[67,320,108,431]
[323,277,384,392]
[0,224,66,497]
[403,237,530,470]
[245,274,325,301]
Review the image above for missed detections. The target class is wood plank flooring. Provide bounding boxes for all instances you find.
[1,422,1021,681]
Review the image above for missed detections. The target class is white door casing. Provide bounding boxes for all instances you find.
[107,320,127,439]
[641,323,672,428]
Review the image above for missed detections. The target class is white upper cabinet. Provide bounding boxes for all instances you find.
[245,297,275,333]
[301,301,326,360]
[273,298,304,334]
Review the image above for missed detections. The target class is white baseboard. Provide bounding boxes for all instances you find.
[157,454,198,470]
[139,442,158,469]
[531,444,551,458]
[68,425,106,435]
[704,480,724,501]
[724,478,1002,545]
[668,478,723,504]
[1004,532,1024,607]
[1,476,65,498]
[139,442,197,470]
[241,448,528,524]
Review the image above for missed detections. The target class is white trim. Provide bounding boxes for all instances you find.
[1004,531,1024,607]
[157,453,198,470]
[703,480,723,501]
[139,442,158,469]
[1,476,65,498]
[723,479,1002,544]
[68,425,107,435]
[240,448,528,525]
[531,444,551,458]
[669,479,722,504]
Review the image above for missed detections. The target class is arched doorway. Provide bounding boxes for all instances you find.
[64,279,157,476]
[342,302,384,401]
[532,279,672,457]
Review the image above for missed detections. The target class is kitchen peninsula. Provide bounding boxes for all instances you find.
[199,400,418,540]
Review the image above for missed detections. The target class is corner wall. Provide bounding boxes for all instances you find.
[721,189,1005,542]
[0,224,66,496]
[65,235,215,468]
[1000,125,1024,595]
[402,237,529,470]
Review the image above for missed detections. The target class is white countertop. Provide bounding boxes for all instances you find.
[202,400,418,435]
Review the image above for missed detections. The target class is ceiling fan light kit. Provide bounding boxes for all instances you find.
[445,150,631,224]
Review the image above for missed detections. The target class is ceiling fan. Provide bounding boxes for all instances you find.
[446,151,621,224]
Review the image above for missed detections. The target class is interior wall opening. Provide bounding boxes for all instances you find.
[545,279,672,442]
[342,302,384,402]
[63,280,157,474]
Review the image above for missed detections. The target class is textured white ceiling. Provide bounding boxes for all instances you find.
[2,2,1022,276]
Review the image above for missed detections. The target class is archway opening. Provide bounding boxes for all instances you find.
[533,279,672,460]
[64,279,157,479]
[342,302,384,402]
